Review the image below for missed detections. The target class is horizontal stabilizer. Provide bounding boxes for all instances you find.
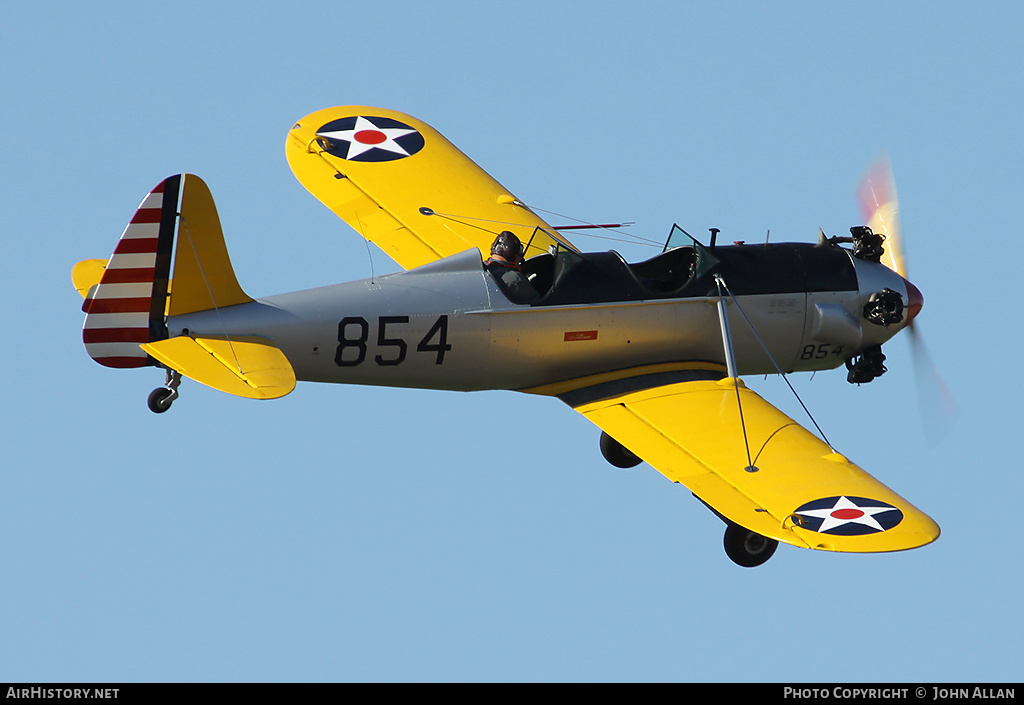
[72,259,108,300]
[141,336,295,400]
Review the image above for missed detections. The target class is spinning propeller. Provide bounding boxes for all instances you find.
[858,156,958,442]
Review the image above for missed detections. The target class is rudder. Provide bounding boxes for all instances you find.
[82,176,178,368]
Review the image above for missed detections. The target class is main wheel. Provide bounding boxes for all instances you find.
[147,387,174,414]
[723,523,778,567]
[599,432,642,468]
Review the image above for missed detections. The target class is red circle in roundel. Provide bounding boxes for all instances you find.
[316,116,426,162]
[354,130,387,145]
[830,508,865,520]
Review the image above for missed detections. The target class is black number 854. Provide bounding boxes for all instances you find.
[800,343,843,360]
[336,315,451,367]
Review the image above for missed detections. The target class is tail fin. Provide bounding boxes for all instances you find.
[81,174,252,368]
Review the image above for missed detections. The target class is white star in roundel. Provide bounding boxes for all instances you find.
[796,496,897,534]
[317,116,418,160]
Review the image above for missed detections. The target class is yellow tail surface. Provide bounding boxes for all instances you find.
[77,175,293,402]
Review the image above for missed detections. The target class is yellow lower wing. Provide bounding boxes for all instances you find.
[286,106,574,270]
[141,336,295,400]
[572,378,939,553]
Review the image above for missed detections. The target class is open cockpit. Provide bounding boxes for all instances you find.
[490,223,860,306]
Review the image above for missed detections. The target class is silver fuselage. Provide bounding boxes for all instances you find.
[168,248,911,393]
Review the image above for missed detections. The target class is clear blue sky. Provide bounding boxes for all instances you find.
[2,0,1020,682]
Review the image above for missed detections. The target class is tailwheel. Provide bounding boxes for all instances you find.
[147,369,181,414]
[599,432,642,468]
[147,387,174,413]
[723,523,778,567]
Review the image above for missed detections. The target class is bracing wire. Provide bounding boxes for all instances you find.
[355,210,375,284]
[177,215,244,375]
[426,204,663,250]
[524,203,664,248]
[716,276,835,451]
[427,210,511,237]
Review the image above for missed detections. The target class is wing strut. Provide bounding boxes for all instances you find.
[715,274,835,452]
[714,274,757,472]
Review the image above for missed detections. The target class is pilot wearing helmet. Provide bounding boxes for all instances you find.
[485,231,540,303]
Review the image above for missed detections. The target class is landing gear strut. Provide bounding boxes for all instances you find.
[723,523,778,567]
[148,369,181,414]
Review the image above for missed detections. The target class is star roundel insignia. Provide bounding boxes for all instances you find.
[792,496,904,536]
[315,115,425,162]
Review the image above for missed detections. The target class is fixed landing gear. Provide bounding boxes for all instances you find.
[599,432,642,468]
[148,369,181,414]
[147,387,174,413]
[723,523,778,567]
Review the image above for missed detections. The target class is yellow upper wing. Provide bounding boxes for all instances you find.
[558,375,938,553]
[286,106,575,270]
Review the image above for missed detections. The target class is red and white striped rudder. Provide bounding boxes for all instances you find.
[82,175,179,368]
